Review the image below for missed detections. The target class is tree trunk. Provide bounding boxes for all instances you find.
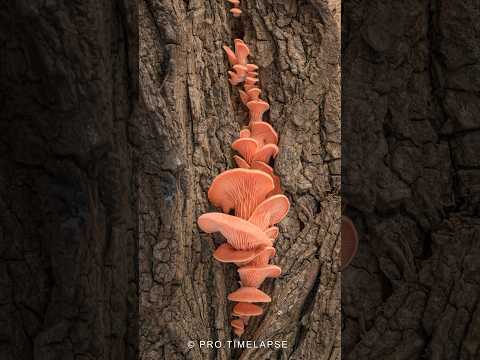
[138,0,341,359]
[0,1,138,359]
[343,1,480,359]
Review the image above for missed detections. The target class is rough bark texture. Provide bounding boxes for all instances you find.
[138,0,340,359]
[343,1,480,359]
[0,1,138,359]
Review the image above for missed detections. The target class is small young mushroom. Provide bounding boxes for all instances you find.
[233,155,250,169]
[238,264,281,288]
[251,143,279,163]
[248,194,290,231]
[228,286,271,303]
[233,302,263,317]
[230,8,242,17]
[207,168,274,219]
[231,137,258,163]
[231,319,245,336]
[198,212,272,250]
[246,100,270,123]
[341,216,359,270]
[213,243,257,263]
[250,121,278,145]
[245,246,276,267]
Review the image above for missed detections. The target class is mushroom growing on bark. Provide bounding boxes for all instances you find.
[197,38,290,336]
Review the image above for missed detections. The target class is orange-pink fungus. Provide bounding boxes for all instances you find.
[197,213,272,250]
[238,264,281,288]
[247,100,270,123]
[198,38,290,336]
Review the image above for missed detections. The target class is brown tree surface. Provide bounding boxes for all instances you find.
[0,0,340,359]
[0,1,138,359]
[138,0,340,359]
[343,1,480,359]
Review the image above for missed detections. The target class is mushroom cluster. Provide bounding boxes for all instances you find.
[197,40,290,336]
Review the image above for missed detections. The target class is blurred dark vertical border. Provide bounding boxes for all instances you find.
[0,1,139,359]
[342,1,480,359]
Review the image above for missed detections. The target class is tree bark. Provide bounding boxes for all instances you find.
[343,1,480,359]
[0,1,138,359]
[138,0,341,359]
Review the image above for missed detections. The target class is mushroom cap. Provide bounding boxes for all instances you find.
[245,76,259,85]
[246,246,276,267]
[251,160,273,174]
[239,89,250,105]
[223,45,237,66]
[341,216,359,270]
[252,161,282,195]
[233,302,263,316]
[228,287,271,303]
[230,8,242,17]
[238,265,282,288]
[246,87,262,101]
[233,155,250,169]
[197,213,272,250]
[233,64,248,75]
[232,137,258,164]
[250,121,278,145]
[231,319,244,330]
[252,143,279,163]
[246,100,270,123]
[246,64,259,71]
[234,39,249,65]
[239,128,251,138]
[213,243,257,263]
[248,194,290,230]
[228,0,241,5]
[264,227,279,241]
[207,168,274,219]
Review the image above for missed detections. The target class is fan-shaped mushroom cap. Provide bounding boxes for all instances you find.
[238,265,281,288]
[223,45,237,66]
[264,227,279,241]
[233,155,250,169]
[246,88,262,101]
[231,319,245,336]
[239,128,250,138]
[252,143,279,163]
[234,245,274,266]
[239,90,250,105]
[228,0,240,5]
[246,64,258,71]
[234,39,249,65]
[213,243,257,263]
[245,77,259,85]
[228,287,271,303]
[232,137,258,163]
[248,194,290,231]
[198,213,272,250]
[207,168,274,219]
[233,302,263,317]
[233,64,248,77]
[230,8,242,17]
[251,161,282,195]
[246,246,276,267]
[247,100,270,123]
[250,122,278,145]
[341,216,359,270]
